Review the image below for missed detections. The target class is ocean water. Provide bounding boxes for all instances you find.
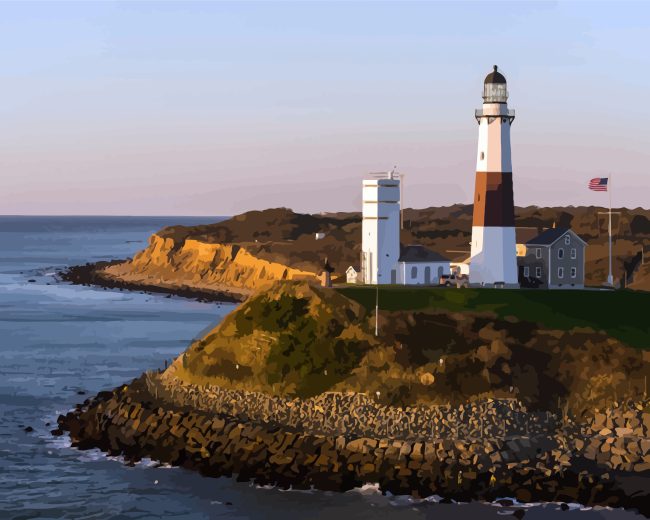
[0,216,643,519]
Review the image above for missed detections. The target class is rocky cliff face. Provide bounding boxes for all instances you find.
[101,233,319,298]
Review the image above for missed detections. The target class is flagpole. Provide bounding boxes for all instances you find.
[607,174,613,287]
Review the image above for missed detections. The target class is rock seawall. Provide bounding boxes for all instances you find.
[57,376,650,516]
[153,374,558,441]
[580,403,650,472]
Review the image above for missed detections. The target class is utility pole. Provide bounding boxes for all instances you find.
[375,281,379,337]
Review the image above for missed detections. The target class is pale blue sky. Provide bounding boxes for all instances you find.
[1,1,648,215]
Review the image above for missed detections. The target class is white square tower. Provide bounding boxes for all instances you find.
[361,174,400,284]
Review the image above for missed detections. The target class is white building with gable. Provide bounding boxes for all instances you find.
[397,245,450,285]
[358,171,450,285]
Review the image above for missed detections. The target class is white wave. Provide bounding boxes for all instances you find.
[346,482,381,495]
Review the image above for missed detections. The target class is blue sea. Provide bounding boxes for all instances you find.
[0,216,642,519]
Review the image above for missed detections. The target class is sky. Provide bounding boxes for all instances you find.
[1,0,649,216]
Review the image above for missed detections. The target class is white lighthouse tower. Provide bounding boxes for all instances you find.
[361,172,400,284]
[469,65,519,288]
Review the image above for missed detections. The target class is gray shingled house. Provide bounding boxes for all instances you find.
[517,228,587,289]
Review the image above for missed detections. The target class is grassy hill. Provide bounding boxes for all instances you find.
[338,286,650,349]
[169,281,650,415]
[173,281,374,397]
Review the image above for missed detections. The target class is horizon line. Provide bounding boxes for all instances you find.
[2,202,650,218]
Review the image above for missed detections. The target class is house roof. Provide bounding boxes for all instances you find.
[346,265,360,272]
[526,227,587,247]
[399,245,449,263]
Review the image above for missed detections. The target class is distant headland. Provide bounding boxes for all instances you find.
[62,204,650,298]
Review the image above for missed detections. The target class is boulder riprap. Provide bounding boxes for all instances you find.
[57,373,650,516]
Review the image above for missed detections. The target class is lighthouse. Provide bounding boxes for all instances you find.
[469,65,518,288]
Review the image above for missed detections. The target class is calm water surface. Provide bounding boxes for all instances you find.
[0,216,642,519]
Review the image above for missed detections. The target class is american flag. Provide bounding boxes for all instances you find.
[588,177,608,191]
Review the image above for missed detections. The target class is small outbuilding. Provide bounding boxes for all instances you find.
[397,245,450,285]
[517,228,587,289]
[346,266,360,284]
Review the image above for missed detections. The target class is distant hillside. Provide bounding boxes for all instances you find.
[157,204,650,285]
[168,281,650,415]
[83,205,649,297]
[628,262,650,291]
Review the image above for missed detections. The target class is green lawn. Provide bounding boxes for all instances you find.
[337,286,650,349]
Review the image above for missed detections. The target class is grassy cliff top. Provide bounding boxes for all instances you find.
[168,281,650,413]
[338,286,650,349]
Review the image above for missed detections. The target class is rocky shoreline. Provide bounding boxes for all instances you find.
[61,262,246,303]
[56,374,650,517]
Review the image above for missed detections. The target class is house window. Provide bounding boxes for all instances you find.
[535,267,542,278]
[535,248,542,259]
[571,248,576,259]
[558,248,564,259]
[571,267,577,278]
[564,235,570,245]
[411,266,417,278]
[523,266,530,277]
[558,267,564,278]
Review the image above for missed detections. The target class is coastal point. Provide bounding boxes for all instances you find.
[4,3,650,518]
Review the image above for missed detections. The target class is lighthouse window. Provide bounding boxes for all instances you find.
[480,152,485,160]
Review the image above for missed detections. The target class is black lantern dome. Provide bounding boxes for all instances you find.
[483,65,508,103]
[484,65,506,84]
